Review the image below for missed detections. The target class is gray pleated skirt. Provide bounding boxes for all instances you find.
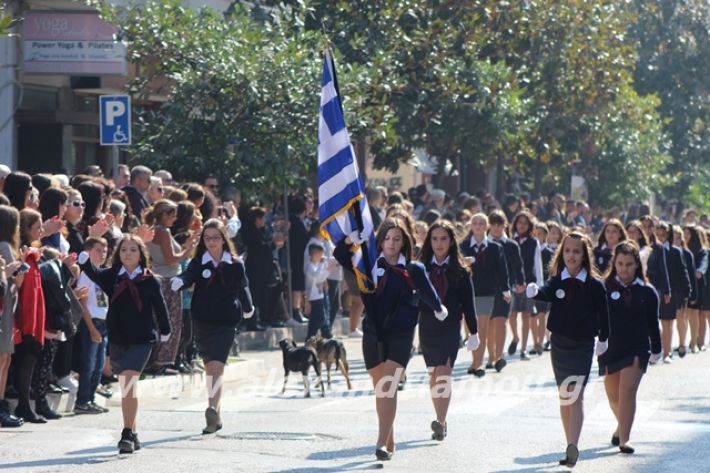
[550,333,594,386]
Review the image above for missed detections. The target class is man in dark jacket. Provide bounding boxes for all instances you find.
[121,165,152,223]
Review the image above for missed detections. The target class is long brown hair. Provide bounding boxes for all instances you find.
[549,231,598,278]
[0,205,20,258]
[111,235,151,270]
[375,218,413,261]
[684,225,706,255]
[19,208,41,247]
[605,240,647,283]
[597,218,628,248]
[194,218,236,259]
[418,220,469,281]
[625,220,649,248]
[511,210,535,238]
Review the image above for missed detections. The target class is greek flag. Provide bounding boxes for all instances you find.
[318,49,376,292]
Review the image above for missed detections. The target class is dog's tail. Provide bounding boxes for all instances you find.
[334,343,347,372]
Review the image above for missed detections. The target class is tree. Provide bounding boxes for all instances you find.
[100,0,324,195]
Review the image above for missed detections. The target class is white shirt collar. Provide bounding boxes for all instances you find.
[663,241,670,250]
[601,243,609,250]
[118,266,143,279]
[373,252,406,285]
[615,275,645,287]
[377,252,406,267]
[514,233,527,242]
[469,235,488,248]
[431,255,450,266]
[561,267,588,282]
[201,251,232,267]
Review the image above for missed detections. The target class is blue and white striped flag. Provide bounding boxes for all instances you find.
[317,49,376,292]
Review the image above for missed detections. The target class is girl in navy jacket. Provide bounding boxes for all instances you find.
[171,218,254,435]
[599,241,661,454]
[683,225,708,353]
[419,220,478,441]
[673,227,696,358]
[78,233,171,454]
[335,217,444,462]
[526,231,610,467]
[461,213,510,374]
[593,219,628,274]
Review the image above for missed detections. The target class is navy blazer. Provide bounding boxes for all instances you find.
[604,279,661,356]
[461,237,509,297]
[532,269,610,342]
[420,262,477,335]
[647,244,671,296]
[334,241,442,336]
[491,236,525,288]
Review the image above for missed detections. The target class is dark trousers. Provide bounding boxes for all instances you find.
[31,339,58,404]
[306,298,332,340]
[326,279,341,327]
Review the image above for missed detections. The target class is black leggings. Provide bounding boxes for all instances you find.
[14,337,41,411]
[32,339,58,404]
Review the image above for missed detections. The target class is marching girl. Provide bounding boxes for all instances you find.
[78,234,171,454]
[599,241,661,454]
[510,211,543,358]
[683,225,708,353]
[625,221,652,272]
[526,232,610,468]
[593,219,628,274]
[654,222,690,363]
[461,213,511,375]
[171,218,254,435]
[699,228,710,351]
[334,217,445,461]
[532,222,554,352]
[487,210,525,360]
[418,220,478,440]
[673,227,696,358]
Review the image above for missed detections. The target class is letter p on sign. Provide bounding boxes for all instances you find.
[100,95,131,145]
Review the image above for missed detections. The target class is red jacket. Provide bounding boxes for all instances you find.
[14,248,45,345]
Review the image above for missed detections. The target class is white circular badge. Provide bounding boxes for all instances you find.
[611,291,620,300]
[202,269,212,279]
[556,289,566,299]
[598,257,604,265]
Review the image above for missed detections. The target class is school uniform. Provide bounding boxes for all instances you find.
[598,277,661,375]
[419,256,477,367]
[659,242,690,319]
[681,247,697,309]
[593,244,613,274]
[530,268,610,386]
[646,243,671,304]
[490,236,525,318]
[334,243,444,370]
[513,234,543,314]
[690,249,709,310]
[702,249,710,311]
[461,236,509,315]
[173,251,254,364]
[535,244,555,314]
[79,257,171,374]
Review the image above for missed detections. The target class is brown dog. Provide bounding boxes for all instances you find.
[305,336,352,390]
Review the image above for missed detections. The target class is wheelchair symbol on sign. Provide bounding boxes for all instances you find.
[113,126,128,144]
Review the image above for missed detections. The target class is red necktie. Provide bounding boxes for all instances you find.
[206,262,227,287]
[111,272,149,311]
[430,264,449,301]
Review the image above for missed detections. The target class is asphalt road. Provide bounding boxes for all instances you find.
[1,333,708,473]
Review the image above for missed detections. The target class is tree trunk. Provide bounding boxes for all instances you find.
[496,152,505,202]
[534,156,543,197]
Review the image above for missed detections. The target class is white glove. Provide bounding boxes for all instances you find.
[347,230,366,245]
[170,277,184,292]
[434,305,449,322]
[160,333,170,343]
[525,282,539,298]
[243,308,255,319]
[77,251,89,265]
[466,333,480,352]
[649,352,662,365]
[595,339,608,356]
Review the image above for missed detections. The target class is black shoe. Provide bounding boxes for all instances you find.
[430,420,447,441]
[485,362,494,370]
[202,407,222,434]
[543,341,551,352]
[565,444,579,467]
[397,375,407,391]
[35,400,62,420]
[520,352,530,361]
[507,340,518,355]
[466,366,476,374]
[292,310,307,324]
[678,346,687,358]
[134,433,141,451]
[14,406,46,424]
[472,368,486,378]
[74,403,103,415]
[619,444,635,454]
[375,446,392,461]
[101,374,119,385]
[611,435,620,446]
[48,384,65,394]
[118,428,135,454]
[494,359,507,372]
[0,411,23,428]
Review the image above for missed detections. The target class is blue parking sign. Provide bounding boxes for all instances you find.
[100,95,131,145]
